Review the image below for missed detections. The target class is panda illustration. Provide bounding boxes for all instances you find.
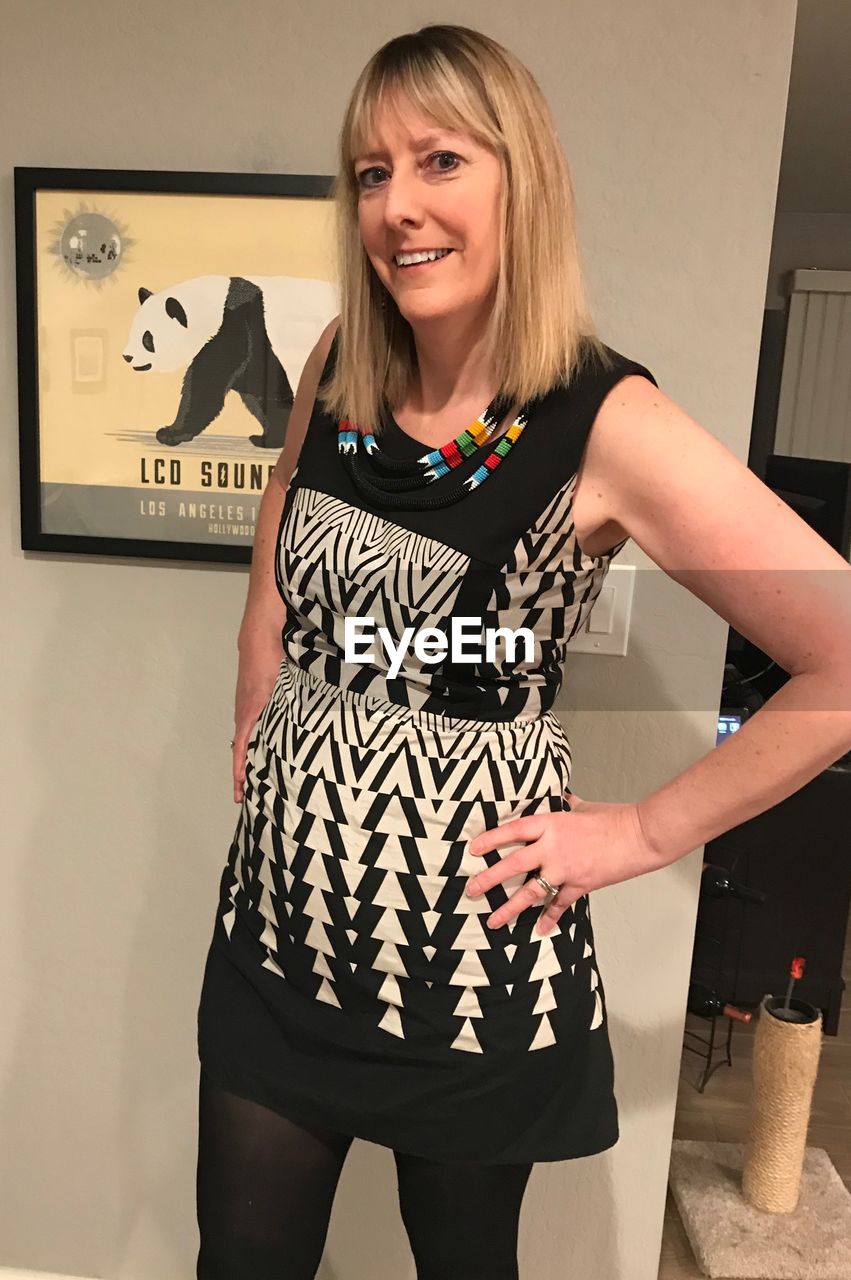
[122,274,339,448]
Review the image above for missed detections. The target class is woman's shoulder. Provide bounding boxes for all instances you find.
[570,337,658,393]
[533,337,658,425]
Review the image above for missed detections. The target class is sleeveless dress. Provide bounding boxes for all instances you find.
[197,335,658,1165]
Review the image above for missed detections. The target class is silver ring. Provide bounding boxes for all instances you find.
[534,873,561,899]
[229,739,235,748]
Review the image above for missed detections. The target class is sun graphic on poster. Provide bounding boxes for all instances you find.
[46,202,136,286]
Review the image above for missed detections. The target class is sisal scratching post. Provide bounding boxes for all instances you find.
[742,994,823,1214]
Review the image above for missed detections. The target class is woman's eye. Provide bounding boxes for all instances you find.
[356,152,461,190]
[356,166,388,189]
[429,151,461,173]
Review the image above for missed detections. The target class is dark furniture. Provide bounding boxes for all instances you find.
[691,757,851,1040]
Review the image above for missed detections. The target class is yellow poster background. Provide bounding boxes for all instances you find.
[35,188,337,490]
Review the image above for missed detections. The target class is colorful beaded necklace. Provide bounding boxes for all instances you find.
[338,394,531,510]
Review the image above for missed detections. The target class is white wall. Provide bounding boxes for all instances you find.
[0,2,796,1277]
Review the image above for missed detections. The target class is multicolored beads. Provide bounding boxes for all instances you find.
[337,399,530,504]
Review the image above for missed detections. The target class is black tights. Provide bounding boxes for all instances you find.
[197,1069,533,1279]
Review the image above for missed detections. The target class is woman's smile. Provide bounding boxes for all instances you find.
[394,248,456,273]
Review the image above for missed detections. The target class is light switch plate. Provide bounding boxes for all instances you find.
[568,563,635,655]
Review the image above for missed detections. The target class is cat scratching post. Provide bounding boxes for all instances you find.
[742,994,823,1213]
[669,994,850,1277]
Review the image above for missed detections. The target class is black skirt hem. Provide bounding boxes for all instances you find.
[197,928,621,1167]
[197,1050,619,1166]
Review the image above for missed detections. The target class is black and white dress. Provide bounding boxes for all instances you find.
[197,335,658,1165]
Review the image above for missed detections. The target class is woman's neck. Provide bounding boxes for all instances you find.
[404,311,495,415]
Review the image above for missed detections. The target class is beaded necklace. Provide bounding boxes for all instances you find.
[338,394,531,510]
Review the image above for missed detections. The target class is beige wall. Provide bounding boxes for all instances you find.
[0,2,796,1277]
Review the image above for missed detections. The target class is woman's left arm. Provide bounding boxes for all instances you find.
[592,374,851,867]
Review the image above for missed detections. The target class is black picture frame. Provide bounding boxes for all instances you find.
[15,166,336,565]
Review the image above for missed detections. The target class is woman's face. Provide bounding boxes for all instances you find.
[354,97,502,329]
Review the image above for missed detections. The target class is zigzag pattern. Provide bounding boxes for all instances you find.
[277,485,622,718]
[218,660,605,1055]
[278,489,470,710]
[214,478,620,1055]
[474,472,628,710]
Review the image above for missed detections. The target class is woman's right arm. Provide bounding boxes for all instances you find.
[231,314,340,802]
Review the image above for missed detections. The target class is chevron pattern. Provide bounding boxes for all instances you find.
[276,488,470,708]
[212,476,621,1057]
[197,342,665,1165]
[218,660,606,1055]
[277,484,624,718]
[473,471,629,708]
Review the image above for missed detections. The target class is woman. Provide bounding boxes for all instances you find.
[196,23,851,1280]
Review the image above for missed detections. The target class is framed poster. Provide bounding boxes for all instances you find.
[15,167,339,564]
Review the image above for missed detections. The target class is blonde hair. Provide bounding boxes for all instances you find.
[319,23,614,431]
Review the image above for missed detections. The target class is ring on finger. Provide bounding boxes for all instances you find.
[534,872,561,900]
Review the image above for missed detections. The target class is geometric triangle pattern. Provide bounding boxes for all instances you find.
[201,340,662,1159]
[211,467,628,1058]
[276,484,624,721]
[216,648,609,1056]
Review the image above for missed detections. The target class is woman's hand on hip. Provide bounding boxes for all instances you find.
[232,635,283,803]
[464,791,661,936]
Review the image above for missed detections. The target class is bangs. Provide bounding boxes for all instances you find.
[343,47,503,181]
